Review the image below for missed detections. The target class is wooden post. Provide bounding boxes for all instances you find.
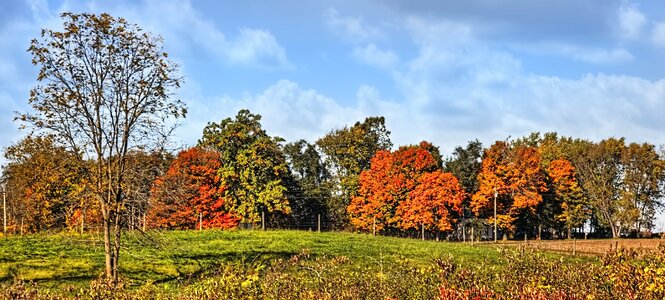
[421,224,425,241]
[462,222,466,242]
[524,233,527,245]
[372,216,376,236]
[317,214,321,232]
[573,239,576,256]
[261,211,265,231]
[142,213,146,232]
[471,226,474,245]
[199,212,202,231]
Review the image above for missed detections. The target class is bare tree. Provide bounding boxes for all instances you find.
[21,13,186,282]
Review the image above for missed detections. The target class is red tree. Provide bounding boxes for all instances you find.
[347,141,439,232]
[397,171,465,233]
[149,147,238,229]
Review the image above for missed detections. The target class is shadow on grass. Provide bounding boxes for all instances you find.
[123,250,302,285]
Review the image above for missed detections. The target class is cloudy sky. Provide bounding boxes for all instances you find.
[1,1,665,225]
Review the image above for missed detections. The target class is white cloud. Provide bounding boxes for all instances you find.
[175,80,363,145]
[325,8,383,43]
[617,3,647,40]
[551,44,633,64]
[351,43,399,69]
[226,28,294,70]
[650,21,665,47]
[67,0,294,70]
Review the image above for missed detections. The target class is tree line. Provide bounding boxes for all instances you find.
[4,111,665,240]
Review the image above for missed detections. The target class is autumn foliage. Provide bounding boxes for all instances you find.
[149,147,239,229]
[398,171,465,232]
[348,142,465,234]
[471,142,547,234]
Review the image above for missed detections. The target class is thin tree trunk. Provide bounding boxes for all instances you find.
[113,217,121,282]
[103,215,113,279]
[567,226,571,240]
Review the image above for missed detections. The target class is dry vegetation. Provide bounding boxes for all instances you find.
[495,238,665,255]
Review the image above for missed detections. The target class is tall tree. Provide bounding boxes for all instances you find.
[444,140,483,238]
[316,116,391,228]
[547,158,586,239]
[471,142,547,238]
[283,140,331,228]
[199,110,290,225]
[22,13,186,281]
[575,138,626,238]
[621,143,665,234]
[149,147,238,229]
[347,142,438,232]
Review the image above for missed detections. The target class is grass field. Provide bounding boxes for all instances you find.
[0,230,662,299]
[0,230,509,291]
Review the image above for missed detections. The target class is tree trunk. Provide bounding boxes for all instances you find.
[611,224,620,238]
[567,226,571,240]
[103,216,113,279]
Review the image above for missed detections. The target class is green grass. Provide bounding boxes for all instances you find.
[0,230,582,293]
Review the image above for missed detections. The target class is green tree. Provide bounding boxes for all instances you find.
[22,13,185,281]
[621,143,665,234]
[316,116,391,228]
[575,138,626,238]
[199,110,290,225]
[444,140,482,240]
[283,140,331,228]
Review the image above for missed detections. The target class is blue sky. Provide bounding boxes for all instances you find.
[1,1,665,226]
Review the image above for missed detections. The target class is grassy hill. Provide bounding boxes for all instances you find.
[0,230,661,299]
[0,230,504,287]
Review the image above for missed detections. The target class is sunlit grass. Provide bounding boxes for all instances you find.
[0,230,583,292]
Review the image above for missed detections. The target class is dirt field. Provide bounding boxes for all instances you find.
[494,238,665,255]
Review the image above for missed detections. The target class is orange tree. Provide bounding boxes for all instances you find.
[149,147,238,229]
[471,141,547,238]
[547,158,585,238]
[347,141,441,233]
[397,171,465,235]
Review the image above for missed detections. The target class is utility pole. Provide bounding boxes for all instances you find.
[494,188,498,243]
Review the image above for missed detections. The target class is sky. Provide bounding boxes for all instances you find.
[1,1,665,227]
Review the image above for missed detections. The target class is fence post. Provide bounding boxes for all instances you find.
[262,211,265,231]
[421,224,425,241]
[199,212,202,231]
[317,214,321,232]
[372,217,376,236]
